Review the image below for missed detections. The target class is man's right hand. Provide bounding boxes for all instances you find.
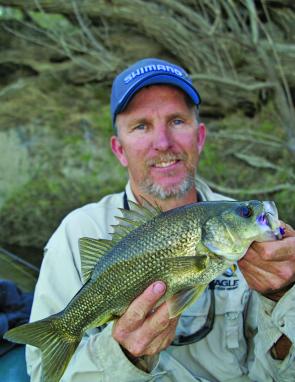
[112,282,179,359]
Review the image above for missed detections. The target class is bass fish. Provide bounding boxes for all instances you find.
[4,199,283,381]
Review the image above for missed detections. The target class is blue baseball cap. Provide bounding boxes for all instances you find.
[111,58,201,127]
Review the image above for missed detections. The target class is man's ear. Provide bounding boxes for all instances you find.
[197,122,207,154]
[110,135,128,167]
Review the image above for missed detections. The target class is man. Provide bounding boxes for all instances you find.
[27,58,295,381]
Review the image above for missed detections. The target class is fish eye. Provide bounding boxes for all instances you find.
[237,205,253,218]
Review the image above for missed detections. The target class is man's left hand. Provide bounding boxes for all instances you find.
[239,222,295,300]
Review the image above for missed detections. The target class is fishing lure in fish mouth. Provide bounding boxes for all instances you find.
[257,212,285,239]
[256,201,285,239]
[4,199,282,382]
[276,226,286,239]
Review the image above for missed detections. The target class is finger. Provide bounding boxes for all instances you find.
[130,315,179,357]
[148,302,170,332]
[239,257,279,290]
[138,302,175,343]
[240,248,295,276]
[249,238,295,262]
[116,303,178,357]
[122,319,178,357]
[239,255,295,292]
[115,282,166,334]
[143,319,179,356]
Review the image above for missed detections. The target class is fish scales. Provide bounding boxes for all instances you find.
[92,208,201,301]
[59,204,234,329]
[57,206,205,336]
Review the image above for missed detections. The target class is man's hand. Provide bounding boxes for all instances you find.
[112,282,178,360]
[239,222,295,299]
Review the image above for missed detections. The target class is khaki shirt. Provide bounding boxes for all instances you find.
[26,178,295,381]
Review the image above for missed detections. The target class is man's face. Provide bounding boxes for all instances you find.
[111,85,206,200]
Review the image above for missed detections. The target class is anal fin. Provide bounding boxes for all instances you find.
[167,284,207,318]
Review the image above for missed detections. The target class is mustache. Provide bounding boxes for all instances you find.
[146,152,188,166]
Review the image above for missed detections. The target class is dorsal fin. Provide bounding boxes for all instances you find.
[111,197,162,241]
[79,238,113,282]
[130,196,162,217]
[79,199,162,282]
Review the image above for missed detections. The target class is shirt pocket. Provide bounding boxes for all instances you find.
[218,288,250,374]
[176,288,250,376]
[223,310,248,371]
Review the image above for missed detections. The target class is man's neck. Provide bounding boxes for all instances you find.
[131,186,198,212]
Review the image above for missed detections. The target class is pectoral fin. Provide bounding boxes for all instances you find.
[165,255,208,273]
[167,285,207,318]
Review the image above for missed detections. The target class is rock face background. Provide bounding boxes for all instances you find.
[0,1,294,263]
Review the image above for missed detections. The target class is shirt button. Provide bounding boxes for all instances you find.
[279,319,285,327]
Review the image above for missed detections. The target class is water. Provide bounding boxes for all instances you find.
[0,244,41,291]
[1,243,42,269]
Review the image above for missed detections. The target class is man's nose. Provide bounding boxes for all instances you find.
[153,126,172,151]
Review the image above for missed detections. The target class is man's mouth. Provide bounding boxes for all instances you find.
[153,160,178,168]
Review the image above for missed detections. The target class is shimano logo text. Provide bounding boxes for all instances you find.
[124,64,184,84]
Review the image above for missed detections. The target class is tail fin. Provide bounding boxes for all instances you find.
[4,317,81,382]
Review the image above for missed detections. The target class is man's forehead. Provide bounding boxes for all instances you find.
[116,86,196,128]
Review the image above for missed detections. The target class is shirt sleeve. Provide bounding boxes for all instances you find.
[58,324,164,382]
[246,287,295,382]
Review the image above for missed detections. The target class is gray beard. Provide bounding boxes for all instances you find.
[139,173,196,200]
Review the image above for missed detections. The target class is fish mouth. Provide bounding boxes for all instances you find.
[256,201,284,241]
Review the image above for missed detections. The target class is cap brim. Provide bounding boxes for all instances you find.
[116,74,201,117]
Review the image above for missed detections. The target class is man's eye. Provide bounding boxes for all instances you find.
[133,124,146,131]
[172,119,184,126]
